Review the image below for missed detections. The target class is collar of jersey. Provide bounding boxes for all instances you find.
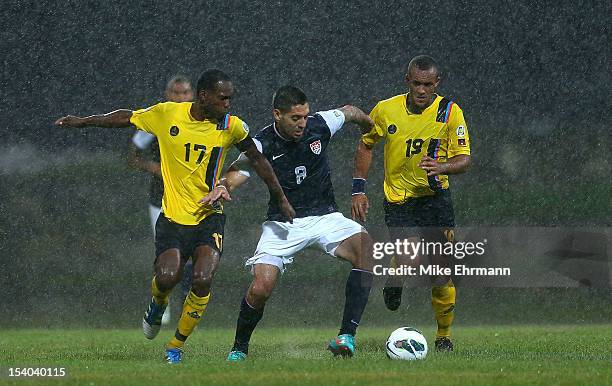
[404,94,440,115]
[187,103,217,124]
[187,102,199,122]
[273,122,293,142]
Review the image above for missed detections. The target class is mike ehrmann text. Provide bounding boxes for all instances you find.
[373,264,511,276]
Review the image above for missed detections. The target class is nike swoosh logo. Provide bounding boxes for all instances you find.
[272,154,285,160]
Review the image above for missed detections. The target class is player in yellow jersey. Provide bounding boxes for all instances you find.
[351,55,471,352]
[128,74,195,326]
[55,69,295,364]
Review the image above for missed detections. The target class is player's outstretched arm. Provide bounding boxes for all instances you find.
[418,154,472,176]
[55,109,134,128]
[351,140,374,222]
[339,105,375,134]
[242,140,295,223]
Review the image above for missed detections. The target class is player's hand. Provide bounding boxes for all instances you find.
[352,193,369,222]
[279,197,295,224]
[198,185,232,205]
[360,115,375,134]
[418,155,447,176]
[54,115,87,127]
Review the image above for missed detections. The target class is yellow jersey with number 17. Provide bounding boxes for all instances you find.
[130,102,249,225]
[362,94,470,203]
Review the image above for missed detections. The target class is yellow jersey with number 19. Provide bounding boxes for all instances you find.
[130,102,249,225]
[362,94,470,203]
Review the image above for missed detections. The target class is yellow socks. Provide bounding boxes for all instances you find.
[431,280,456,338]
[167,291,210,349]
[151,276,170,306]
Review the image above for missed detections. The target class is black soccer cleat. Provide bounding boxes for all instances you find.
[382,286,403,311]
[434,337,454,352]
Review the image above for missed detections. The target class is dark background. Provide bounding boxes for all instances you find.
[0,0,610,327]
[3,0,609,149]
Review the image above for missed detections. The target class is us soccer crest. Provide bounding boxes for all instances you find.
[309,140,321,155]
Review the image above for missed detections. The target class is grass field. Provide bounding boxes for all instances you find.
[1,325,611,385]
[1,150,610,385]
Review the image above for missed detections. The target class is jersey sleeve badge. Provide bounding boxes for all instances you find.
[310,140,322,155]
[456,126,466,137]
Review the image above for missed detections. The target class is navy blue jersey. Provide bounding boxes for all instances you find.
[253,110,345,221]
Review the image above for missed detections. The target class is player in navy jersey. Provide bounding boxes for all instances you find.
[200,86,375,360]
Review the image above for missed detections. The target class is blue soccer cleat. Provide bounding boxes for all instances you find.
[327,334,356,357]
[226,350,247,362]
[142,297,167,340]
[164,347,183,364]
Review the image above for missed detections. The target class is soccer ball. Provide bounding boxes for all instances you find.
[385,327,428,360]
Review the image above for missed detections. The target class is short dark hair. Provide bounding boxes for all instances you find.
[406,55,440,77]
[196,69,231,93]
[273,86,308,112]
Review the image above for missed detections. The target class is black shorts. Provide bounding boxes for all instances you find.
[154,213,226,258]
[384,190,455,240]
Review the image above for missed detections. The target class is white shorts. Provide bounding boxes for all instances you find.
[245,212,366,272]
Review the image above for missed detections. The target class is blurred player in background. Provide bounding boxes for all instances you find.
[200,86,375,360]
[352,55,472,352]
[55,69,294,364]
[128,74,194,325]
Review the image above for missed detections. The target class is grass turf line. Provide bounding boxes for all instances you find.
[0,325,610,385]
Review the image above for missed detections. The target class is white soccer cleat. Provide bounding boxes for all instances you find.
[142,298,166,340]
[142,318,161,340]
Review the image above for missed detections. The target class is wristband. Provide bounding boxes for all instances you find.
[351,178,366,195]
